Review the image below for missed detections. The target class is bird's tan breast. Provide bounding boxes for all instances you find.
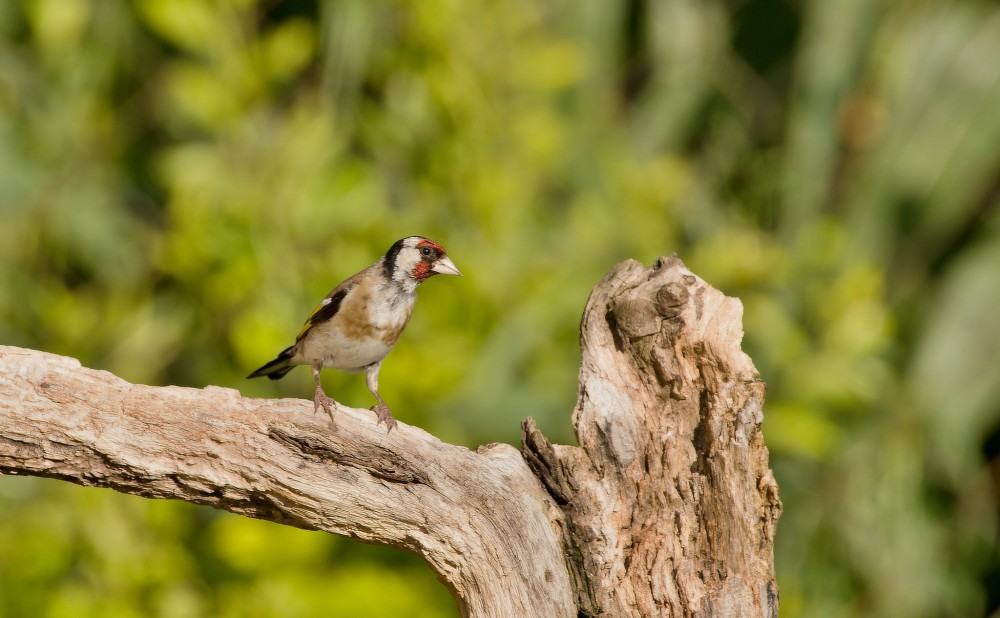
[298,276,415,370]
[339,281,379,340]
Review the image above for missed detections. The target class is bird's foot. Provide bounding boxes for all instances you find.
[313,389,338,421]
[371,404,397,433]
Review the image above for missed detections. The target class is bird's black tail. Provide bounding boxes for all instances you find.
[247,346,297,380]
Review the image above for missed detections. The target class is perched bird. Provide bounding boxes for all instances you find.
[248,236,461,432]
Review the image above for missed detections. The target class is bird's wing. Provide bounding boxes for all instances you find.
[295,280,357,342]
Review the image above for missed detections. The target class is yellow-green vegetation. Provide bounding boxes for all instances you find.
[1,0,999,616]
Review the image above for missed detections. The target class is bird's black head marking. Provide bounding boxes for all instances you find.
[382,238,407,279]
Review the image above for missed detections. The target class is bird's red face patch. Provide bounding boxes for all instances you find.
[416,238,445,254]
[411,238,446,281]
[411,260,434,281]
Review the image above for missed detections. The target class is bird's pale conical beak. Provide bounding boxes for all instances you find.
[432,255,462,276]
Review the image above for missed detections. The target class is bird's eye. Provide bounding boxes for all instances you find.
[420,247,433,257]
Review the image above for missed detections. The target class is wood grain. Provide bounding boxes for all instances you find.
[0,255,781,617]
[0,347,574,617]
[524,255,782,617]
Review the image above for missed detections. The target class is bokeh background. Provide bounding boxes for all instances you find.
[2,0,999,616]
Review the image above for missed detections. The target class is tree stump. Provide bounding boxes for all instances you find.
[0,256,781,617]
[524,255,781,616]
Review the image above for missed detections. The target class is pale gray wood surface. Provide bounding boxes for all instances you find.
[0,256,780,617]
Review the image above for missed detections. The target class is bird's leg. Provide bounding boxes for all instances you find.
[311,364,338,421]
[365,360,397,432]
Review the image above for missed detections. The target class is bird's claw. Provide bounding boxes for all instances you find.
[371,404,397,433]
[313,390,338,422]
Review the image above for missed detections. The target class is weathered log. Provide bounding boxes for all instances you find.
[0,256,780,617]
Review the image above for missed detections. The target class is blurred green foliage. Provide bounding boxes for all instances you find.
[1,0,999,616]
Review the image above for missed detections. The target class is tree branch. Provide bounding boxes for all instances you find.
[0,255,781,617]
[0,346,575,617]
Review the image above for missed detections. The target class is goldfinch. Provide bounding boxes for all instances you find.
[248,236,461,432]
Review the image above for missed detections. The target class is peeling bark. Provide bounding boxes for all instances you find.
[0,256,780,617]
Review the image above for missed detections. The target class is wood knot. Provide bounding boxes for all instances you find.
[652,253,685,271]
[609,298,660,338]
[655,282,688,318]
